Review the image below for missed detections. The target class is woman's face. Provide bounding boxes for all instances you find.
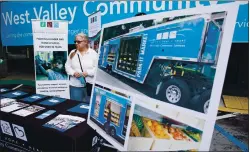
[75,35,88,50]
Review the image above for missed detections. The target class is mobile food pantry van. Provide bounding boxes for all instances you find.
[99,12,226,113]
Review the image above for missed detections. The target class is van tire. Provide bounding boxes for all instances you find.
[197,90,211,114]
[159,78,190,106]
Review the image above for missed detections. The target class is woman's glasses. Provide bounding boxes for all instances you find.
[74,40,87,44]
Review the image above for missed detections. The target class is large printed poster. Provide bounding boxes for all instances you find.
[88,3,240,151]
[32,20,70,99]
[1,1,248,47]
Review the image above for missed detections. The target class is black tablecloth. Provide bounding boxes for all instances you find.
[0,84,98,152]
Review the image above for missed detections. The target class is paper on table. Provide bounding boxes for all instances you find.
[0,98,16,108]
[1,102,29,113]
[80,105,89,109]
[12,105,45,117]
[43,114,85,132]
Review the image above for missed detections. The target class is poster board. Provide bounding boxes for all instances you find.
[32,20,70,99]
[88,11,102,52]
[87,3,240,151]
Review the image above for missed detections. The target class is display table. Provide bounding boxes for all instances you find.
[0,84,98,152]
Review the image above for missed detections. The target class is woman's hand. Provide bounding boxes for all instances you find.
[82,72,88,77]
[73,72,81,78]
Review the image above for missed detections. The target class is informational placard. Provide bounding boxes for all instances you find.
[88,11,102,52]
[32,20,70,99]
[88,3,240,151]
[88,11,101,38]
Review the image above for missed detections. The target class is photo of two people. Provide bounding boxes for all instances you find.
[35,51,68,81]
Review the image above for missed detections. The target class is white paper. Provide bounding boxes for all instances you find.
[88,11,101,37]
[44,114,85,132]
[80,105,90,109]
[12,105,45,117]
[1,102,29,113]
[0,98,16,108]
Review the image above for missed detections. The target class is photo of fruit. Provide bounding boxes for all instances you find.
[146,118,170,139]
[128,104,204,151]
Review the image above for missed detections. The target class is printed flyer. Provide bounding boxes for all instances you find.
[43,114,85,132]
[1,102,29,113]
[67,103,89,114]
[32,20,70,99]
[12,105,45,117]
[0,98,16,108]
[0,88,9,93]
[88,11,102,52]
[88,3,240,151]
[1,91,28,98]
[36,110,56,119]
[21,94,47,103]
[38,97,66,106]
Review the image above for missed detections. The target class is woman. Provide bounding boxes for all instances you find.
[65,33,98,102]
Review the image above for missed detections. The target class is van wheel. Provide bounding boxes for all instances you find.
[159,78,190,106]
[197,90,212,114]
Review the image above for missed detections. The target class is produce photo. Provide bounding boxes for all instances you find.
[128,104,204,151]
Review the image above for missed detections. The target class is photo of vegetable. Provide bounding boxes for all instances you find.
[128,104,204,151]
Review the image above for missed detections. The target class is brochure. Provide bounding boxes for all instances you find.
[39,97,66,106]
[67,103,89,114]
[0,98,16,108]
[1,91,28,98]
[12,105,45,117]
[1,102,29,113]
[43,114,85,132]
[21,94,47,103]
[36,110,56,119]
[0,88,10,93]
